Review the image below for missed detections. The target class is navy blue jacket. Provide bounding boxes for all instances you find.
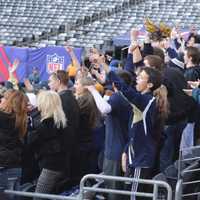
[104,92,132,161]
[108,71,158,168]
[184,66,200,81]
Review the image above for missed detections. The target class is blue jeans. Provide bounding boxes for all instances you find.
[0,168,22,200]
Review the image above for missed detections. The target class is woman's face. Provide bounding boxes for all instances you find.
[136,70,150,92]
[48,75,60,91]
[187,37,195,47]
[74,79,84,96]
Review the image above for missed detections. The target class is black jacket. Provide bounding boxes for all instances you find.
[21,108,41,183]
[0,110,23,168]
[29,118,66,172]
[59,90,80,141]
[163,67,197,125]
[59,90,81,182]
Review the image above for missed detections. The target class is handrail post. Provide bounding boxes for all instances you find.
[175,180,183,200]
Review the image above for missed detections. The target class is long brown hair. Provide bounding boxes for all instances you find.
[153,84,169,120]
[0,90,28,137]
[77,90,100,129]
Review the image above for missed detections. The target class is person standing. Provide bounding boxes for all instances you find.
[29,91,67,198]
[0,90,28,196]
[48,70,81,185]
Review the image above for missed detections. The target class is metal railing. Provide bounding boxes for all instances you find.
[4,173,173,200]
[175,145,200,200]
[79,174,173,200]
[4,190,78,200]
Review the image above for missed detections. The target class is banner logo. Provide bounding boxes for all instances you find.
[46,53,64,73]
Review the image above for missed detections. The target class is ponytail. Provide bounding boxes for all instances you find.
[152,84,169,144]
[141,67,169,119]
[139,67,169,145]
[153,84,170,120]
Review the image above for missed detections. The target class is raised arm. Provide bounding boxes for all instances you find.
[9,59,20,73]
[65,46,81,69]
[86,85,112,115]
[130,28,143,64]
[90,54,107,84]
[108,71,152,111]
[163,38,178,59]
[8,59,20,89]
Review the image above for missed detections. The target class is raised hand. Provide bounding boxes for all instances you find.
[129,43,138,53]
[89,47,99,55]
[64,46,73,54]
[130,28,139,42]
[9,59,20,72]
[170,27,178,39]
[144,32,151,43]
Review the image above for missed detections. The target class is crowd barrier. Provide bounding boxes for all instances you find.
[5,173,173,200]
[175,145,200,200]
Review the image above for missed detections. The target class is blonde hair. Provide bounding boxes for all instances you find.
[37,90,67,129]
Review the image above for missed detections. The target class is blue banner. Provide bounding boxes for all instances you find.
[0,46,28,82]
[0,46,83,82]
[27,47,82,80]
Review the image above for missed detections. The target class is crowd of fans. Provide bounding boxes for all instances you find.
[1,25,200,200]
